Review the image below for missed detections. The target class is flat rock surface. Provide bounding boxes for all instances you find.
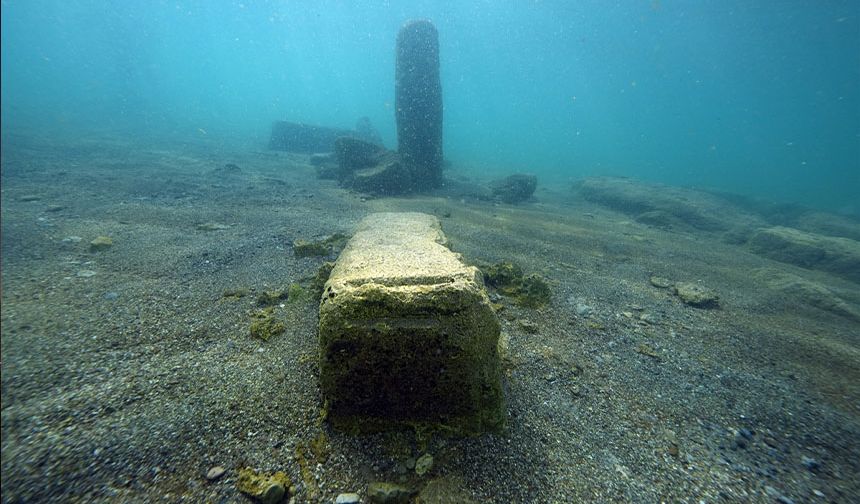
[749,226,860,283]
[327,212,472,287]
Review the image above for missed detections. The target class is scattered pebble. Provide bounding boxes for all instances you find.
[19,195,41,202]
[103,291,119,300]
[206,466,225,481]
[76,270,97,278]
[63,236,83,243]
[46,204,65,212]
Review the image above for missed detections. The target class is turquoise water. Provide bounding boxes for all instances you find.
[2,1,858,213]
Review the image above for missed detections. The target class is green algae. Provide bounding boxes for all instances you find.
[310,262,335,299]
[236,467,292,504]
[481,261,552,308]
[294,444,320,501]
[222,288,249,300]
[286,283,309,304]
[89,236,113,252]
[249,308,285,341]
[292,233,349,258]
[256,289,288,306]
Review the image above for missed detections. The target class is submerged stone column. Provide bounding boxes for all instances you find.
[318,213,504,434]
[395,19,443,191]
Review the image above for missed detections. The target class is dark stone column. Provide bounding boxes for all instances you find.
[395,19,443,190]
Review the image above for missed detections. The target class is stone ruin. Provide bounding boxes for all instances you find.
[274,19,444,196]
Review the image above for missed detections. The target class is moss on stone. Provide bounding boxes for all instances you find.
[287,283,309,304]
[294,444,320,500]
[222,288,249,299]
[293,233,350,258]
[236,467,292,504]
[309,431,330,463]
[310,262,335,299]
[249,308,286,341]
[293,239,330,258]
[515,273,552,308]
[483,261,524,290]
[89,236,113,252]
[673,282,719,308]
[480,261,551,308]
[256,289,288,306]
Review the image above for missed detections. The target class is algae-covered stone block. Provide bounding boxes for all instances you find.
[319,212,504,434]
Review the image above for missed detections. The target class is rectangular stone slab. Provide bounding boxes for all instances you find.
[319,212,504,434]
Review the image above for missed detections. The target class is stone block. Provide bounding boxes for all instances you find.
[319,212,504,434]
[395,20,443,190]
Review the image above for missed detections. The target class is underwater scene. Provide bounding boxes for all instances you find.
[1,1,859,503]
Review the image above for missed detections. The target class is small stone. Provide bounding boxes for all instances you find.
[732,432,749,450]
[46,205,65,212]
[103,291,119,301]
[197,222,230,231]
[366,481,412,504]
[20,194,41,202]
[335,493,360,504]
[517,319,539,334]
[635,343,660,359]
[673,282,719,308]
[801,455,820,472]
[89,236,113,252]
[415,453,433,476]
[667,443,679,457]
[574,303,593,317]
[776,496,795,504]
[63,236,83,243]
[649,276,673,288]
[812,489,825,497]
[206,466,226,481]
[76,270,97,278]
[237,467,291,504]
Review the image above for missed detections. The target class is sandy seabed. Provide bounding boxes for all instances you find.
[1,133,858,503]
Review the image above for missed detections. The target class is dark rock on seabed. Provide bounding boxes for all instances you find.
[1,135,859,503]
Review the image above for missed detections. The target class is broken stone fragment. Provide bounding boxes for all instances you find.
[319,212,505,434]
[89,236,113,252]
[673,282,719,308]
[366,481,414,504]
[489,173,537,204]
[236,467,292,504]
